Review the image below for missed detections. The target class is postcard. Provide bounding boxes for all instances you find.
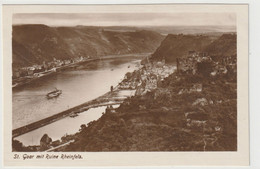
[2,4,248,166]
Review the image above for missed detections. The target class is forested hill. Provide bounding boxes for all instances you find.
[150,34,214,62]
[12,24,164,69]
[203,33,237,57]
[150,33,236,63]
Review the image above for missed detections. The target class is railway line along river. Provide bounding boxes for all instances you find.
[13,55,143,145]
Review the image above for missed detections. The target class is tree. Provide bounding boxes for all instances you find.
[80,124,87,131]
[197,61,213,77]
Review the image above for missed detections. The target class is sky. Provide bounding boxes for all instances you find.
[13,13,236,27]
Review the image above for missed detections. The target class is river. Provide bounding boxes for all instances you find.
[15,106,108,146]
[12,55,142,131]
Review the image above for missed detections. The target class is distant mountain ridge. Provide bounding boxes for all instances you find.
[137,25,236,35]
[12,24,164,69]
[78,25,236,35]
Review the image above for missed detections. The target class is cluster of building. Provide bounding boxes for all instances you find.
[118,71,141,90]
[137,60,175,95]
[13,56,86,79]
[118,58,176,96]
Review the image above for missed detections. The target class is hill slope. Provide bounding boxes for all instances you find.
[151,34,214,62]
[12,24,164,69]
[151,33,236,63]
[203,33,237,57]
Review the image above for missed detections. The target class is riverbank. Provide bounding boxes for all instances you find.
[12,53,150,89]
[13,62,177,151]
[12,86,135,138]
[13,51,237,152]
[51,55,237,152]
[13,54,144,130]
[12,56,142,137]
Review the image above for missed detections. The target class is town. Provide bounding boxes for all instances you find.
[118,58,176,95]
[12,47,238,152]
[12,56,90,88]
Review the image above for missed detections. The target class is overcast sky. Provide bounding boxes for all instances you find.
[13,13,236,27]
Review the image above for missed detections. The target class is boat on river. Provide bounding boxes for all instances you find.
[46,88,62,99]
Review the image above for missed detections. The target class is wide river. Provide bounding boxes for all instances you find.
[13,56,142,130]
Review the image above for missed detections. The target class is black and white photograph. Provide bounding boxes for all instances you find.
[1,4,250,167]
[11,12,238,152]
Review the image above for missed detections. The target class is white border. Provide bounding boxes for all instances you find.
[0,0,258,169]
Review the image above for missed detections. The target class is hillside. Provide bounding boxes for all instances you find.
[56,56,237,151]
[12,30,237,152]
[151,33,236,63]
[203,33,237,57]
[12,24,164,69]
[151,34,214,62]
